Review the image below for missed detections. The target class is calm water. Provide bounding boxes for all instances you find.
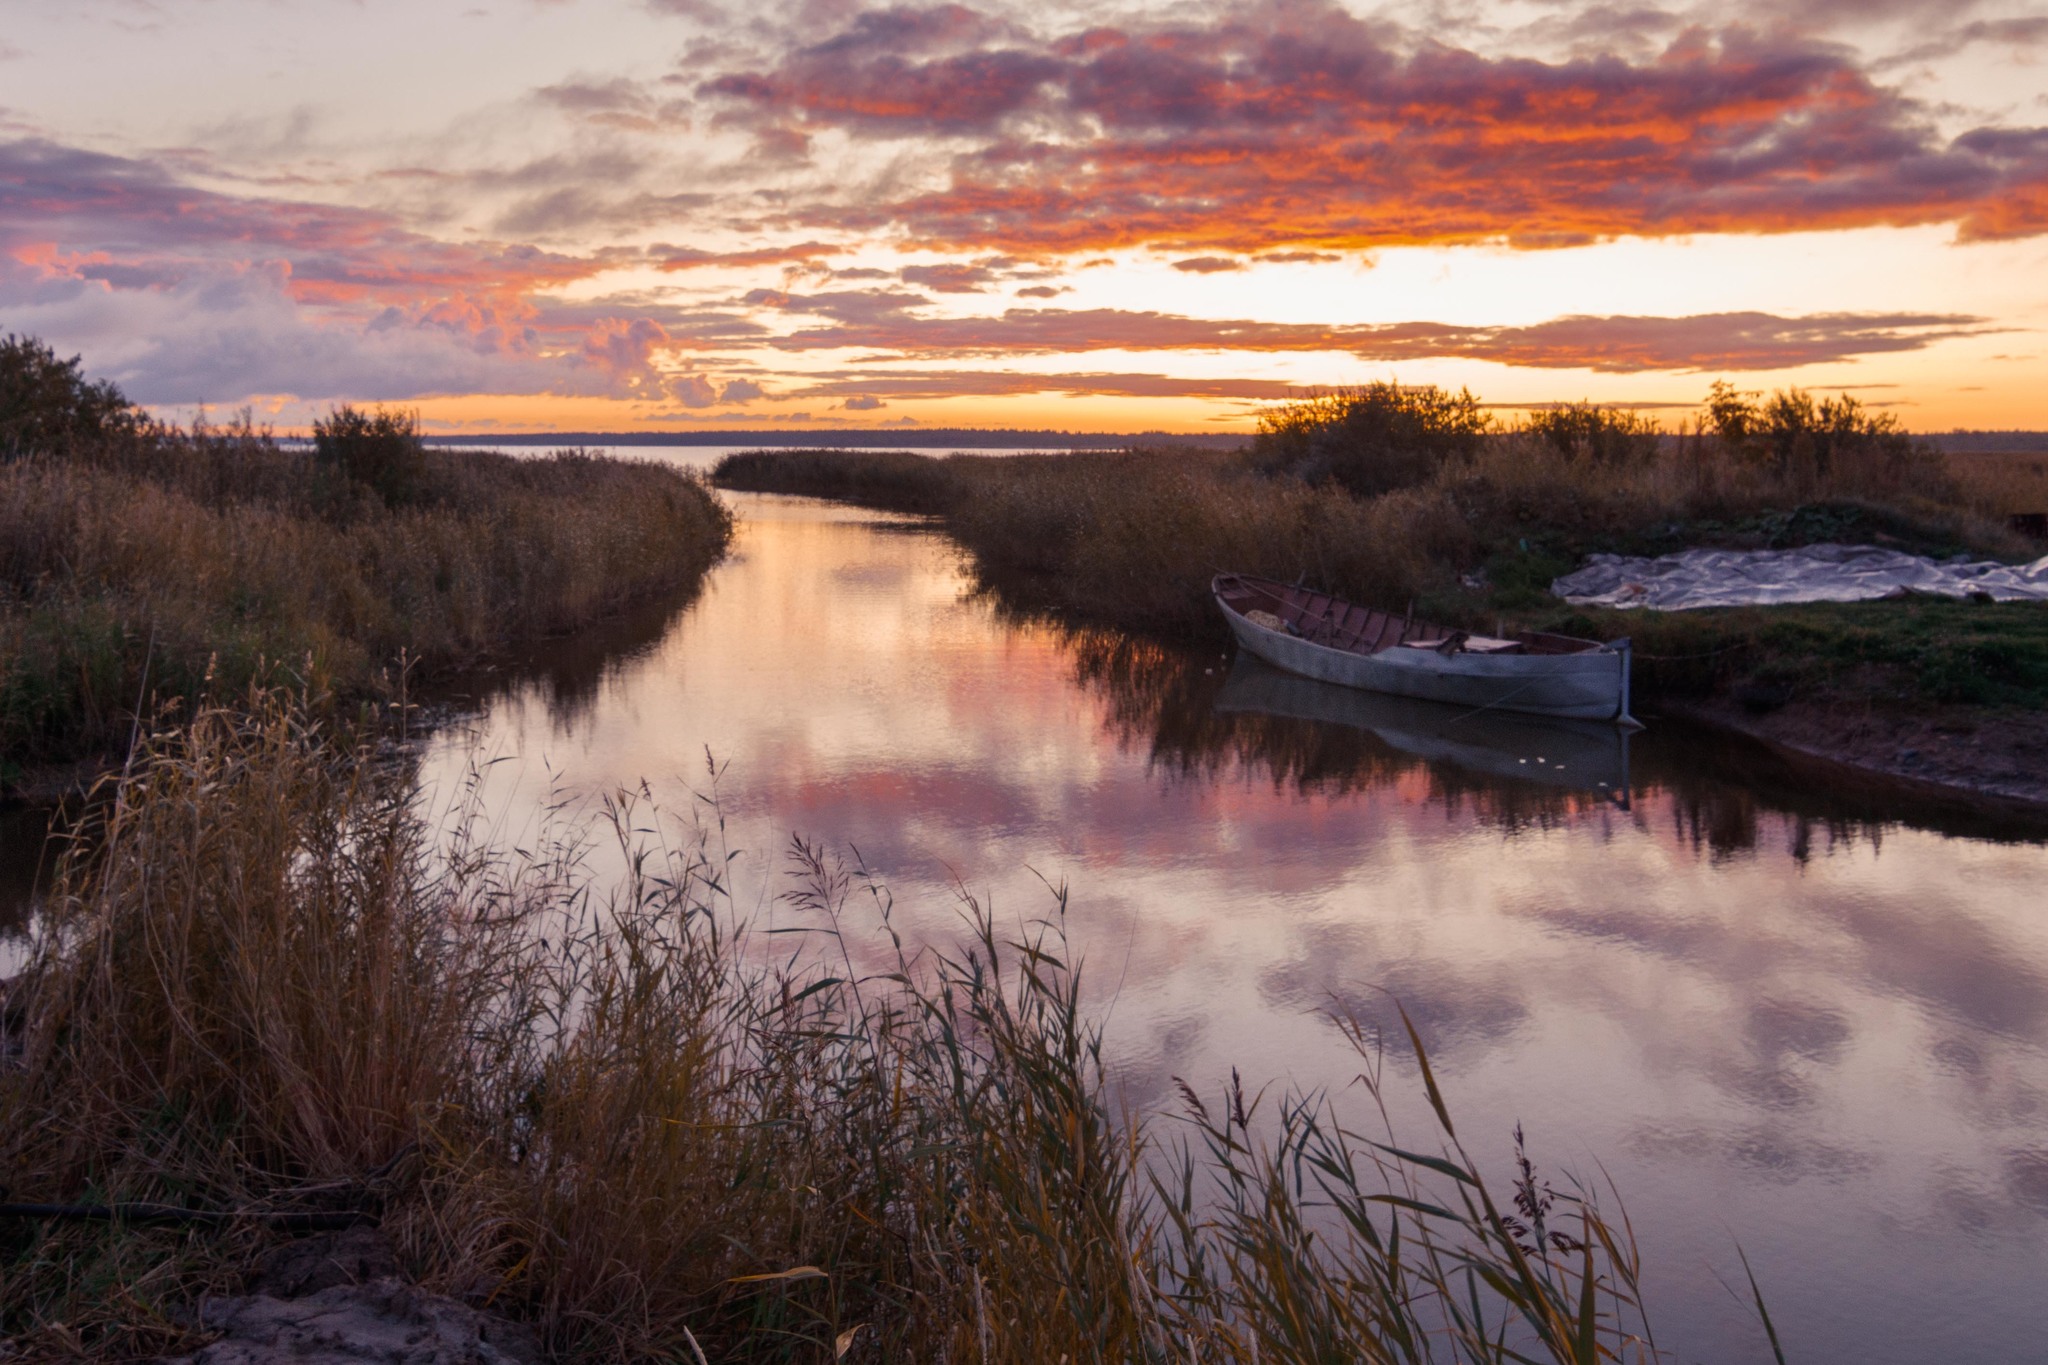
[9,490,2047,1362]
[404,494,2048,1364]
[427,442,1075,470]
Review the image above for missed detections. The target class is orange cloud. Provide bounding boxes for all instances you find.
[699,3,2048,253]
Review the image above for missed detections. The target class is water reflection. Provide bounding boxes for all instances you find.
[1214,656,1633,799]
[390,494,2048,1364]
[7,493,2048,1364]
[1066,624,2048,854]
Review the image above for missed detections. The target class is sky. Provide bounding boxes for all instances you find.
[3,0,2046,433]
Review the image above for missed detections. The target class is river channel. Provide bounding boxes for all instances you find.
[10,484,2048,1362]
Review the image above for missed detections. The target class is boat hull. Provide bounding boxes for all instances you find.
[1214,656,1630,799]
[1220,598,1632,722]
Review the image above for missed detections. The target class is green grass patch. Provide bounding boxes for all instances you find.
[1515,597,2048,710]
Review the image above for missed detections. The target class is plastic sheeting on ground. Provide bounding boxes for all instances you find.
[1550,543,2048,611]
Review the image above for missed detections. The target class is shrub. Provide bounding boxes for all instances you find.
[710,448,966,513]
[0,334,144,457]
[1250,382,1492,496]
[314,404,429,507]
[1523,402,1662,466]
[1704,382,1940,490]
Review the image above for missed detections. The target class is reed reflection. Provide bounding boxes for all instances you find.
[1053,624,2048,855]
[386,495,2048,1364]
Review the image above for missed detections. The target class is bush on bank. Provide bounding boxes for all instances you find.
[0,334,143,457]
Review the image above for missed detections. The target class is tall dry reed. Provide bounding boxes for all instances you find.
[0,693,1768,1362]
[1,423,733,770]
[714,416,2029,648]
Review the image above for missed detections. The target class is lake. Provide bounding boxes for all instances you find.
[10,487,2048,1362]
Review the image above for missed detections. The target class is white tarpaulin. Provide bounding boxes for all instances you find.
[1550,543,2048,611]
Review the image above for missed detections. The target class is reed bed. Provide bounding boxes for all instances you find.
[0,693,1760,1362]
[1947,450,2048,518]
[714,392,2044,715]
[0,419,733,774]
[716,407,2028,648]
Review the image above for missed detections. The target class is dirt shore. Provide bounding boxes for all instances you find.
[1659,696,2048,813]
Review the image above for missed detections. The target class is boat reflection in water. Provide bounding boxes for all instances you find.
[1212,655,1632,807]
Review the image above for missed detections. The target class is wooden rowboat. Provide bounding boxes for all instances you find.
[1214,655,1631,805]
[1213,571,1636,724]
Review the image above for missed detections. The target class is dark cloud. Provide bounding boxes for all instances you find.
[804,4,1016,58]
[1881,15,2048,65]
[668,372,720,406]
[1761,0,1989,25]
[900,261,998,291]
[1,257,563,405]
[656,240,842,270]
[698,4,1060,138]
[1171,256,1247,273]
[1543,3,1682,49]
[1421,310,1996,371]
[493,187,716,237]
[745,285,933,324]
[697,1,2048,252]
[0,138,617,305]
[533,76,693,133]
[774,369,1311,400]
[757,296,1990,371]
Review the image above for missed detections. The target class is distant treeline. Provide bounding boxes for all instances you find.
[1927,431,2048,454]
[418,428,1252,450]
[414,428,2048,455]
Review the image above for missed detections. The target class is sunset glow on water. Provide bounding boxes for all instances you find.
[420,495,2048,1363]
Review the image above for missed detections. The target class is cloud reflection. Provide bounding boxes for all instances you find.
[415,495,2048,1360]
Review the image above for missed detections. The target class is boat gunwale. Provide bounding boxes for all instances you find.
[1210,571,1615,662]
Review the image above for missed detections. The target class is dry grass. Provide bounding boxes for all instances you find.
[0,422,732,773]
[715,425,2028,645]
[1947,450,2048,517]
[0,694,1737,1362]
[714,421,2048,722]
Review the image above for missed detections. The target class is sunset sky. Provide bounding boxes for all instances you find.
[4,0,2046,433]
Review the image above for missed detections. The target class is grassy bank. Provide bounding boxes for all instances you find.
[1,342,733,780]
[0,693,1758,1362]
[712,390,2048,720]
